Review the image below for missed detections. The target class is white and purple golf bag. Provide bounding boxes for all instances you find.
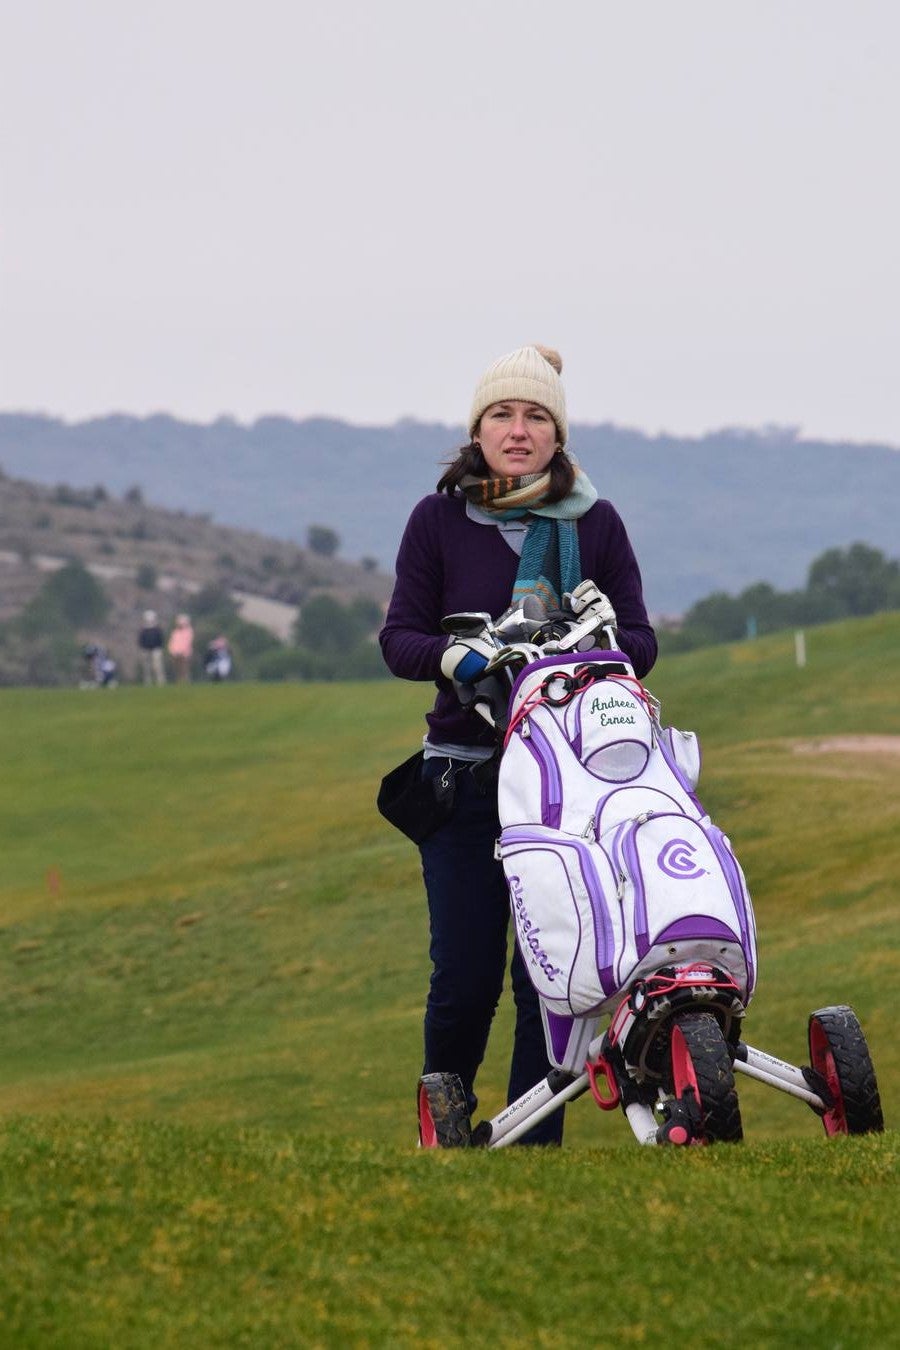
[496,649,758,1075]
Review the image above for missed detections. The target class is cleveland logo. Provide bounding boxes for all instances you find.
[657,838,708,881]
[508,875,564,982]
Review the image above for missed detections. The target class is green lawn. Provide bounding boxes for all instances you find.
[1,612,898,1344]
[1,1119,896,1348]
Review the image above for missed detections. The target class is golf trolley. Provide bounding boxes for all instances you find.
[417,591,884,1148]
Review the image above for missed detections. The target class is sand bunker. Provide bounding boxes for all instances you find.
[793,735,900,755]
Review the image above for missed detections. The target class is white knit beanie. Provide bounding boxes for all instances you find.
[468,344,568,447]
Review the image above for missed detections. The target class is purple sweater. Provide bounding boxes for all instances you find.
[379,493,657,747]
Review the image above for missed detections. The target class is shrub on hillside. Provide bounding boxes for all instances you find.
[0,628,80,687]
[190,584,239,621]
[658,542,900,653]
[53,483,96,509]
[307,525,340,558]
[228,619,281,658]
[256,639,386,682]
[18,562,110,634]
[294,595,382,651]
[255,646,336,681]
[807,542,900,617]
[135,563,158,590]
[0,563,111,685]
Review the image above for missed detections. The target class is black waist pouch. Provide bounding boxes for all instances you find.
[376,750,454,844]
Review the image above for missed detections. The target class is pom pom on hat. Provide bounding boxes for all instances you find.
[534,344,563,374]
[468,343,568,447]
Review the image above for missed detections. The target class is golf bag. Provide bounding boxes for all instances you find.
[496,649,758,1074]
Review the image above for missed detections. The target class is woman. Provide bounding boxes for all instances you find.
[379,344,657,1144]
[167,613,194,683]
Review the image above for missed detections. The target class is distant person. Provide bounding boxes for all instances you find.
[168,613,194,682]
[138,609,166,685]
[81,644,118,688]
[204,635,232,681]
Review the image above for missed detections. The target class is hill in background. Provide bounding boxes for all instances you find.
[0,470,391,681]
[2,413,899,615]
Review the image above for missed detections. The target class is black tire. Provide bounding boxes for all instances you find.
[417,1072,472,1148]
[808,1005,884,1136]
[664,1010,743,1144]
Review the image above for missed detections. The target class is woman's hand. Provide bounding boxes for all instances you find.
[563,580,617,629]
[440,634,496,683]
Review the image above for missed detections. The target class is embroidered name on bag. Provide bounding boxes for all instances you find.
[589,694,637,727]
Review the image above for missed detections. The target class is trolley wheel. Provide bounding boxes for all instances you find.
[664,1010,743,1144]
[417,1072,472,1148]
[808,1005,884,1136]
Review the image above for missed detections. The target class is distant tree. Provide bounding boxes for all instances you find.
[360,556,378,573]
[307,525,340,558]
[17,562,110,636]
[54,483,92,507]
[0,628,79,687]
[806,543,900,617]
[256,646,336,682]
[135,563,158,590]
[659,541,900,654]
[295,596,357,650]
[223,617,281,658]
[42,562,110,626]
[124,485,144,505]
[350,596,383,631]
[190,583,239,620]
[679,591,746,645]
[294,594,381,652]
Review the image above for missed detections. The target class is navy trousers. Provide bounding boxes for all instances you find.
[418,758,564,1146]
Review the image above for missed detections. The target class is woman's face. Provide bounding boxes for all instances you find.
[476,400,559,477]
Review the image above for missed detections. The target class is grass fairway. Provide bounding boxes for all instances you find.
[2,1119,897,1348]
[1,612,898,1345]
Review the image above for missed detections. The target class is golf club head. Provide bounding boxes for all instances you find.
[441,612,494,639]
[493,593,547,642]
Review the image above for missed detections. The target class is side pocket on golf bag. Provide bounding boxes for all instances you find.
[658,726,702,790]
[608,812,757,1001]
[499,825,623,1016]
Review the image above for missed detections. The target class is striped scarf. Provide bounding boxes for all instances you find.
[460,467,599,611]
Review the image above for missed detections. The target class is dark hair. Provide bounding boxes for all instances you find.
[436,442,575,503]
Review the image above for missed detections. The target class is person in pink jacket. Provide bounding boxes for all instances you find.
[167,613,194,682]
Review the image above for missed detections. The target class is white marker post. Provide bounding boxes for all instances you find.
[795,630,806,669]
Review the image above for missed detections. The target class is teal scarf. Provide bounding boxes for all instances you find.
[461,467,598,611]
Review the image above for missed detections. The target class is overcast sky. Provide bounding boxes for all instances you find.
[1,1,898,445]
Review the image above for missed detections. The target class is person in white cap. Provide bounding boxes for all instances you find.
[137,609,166,685]
[379,343,656,1145]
